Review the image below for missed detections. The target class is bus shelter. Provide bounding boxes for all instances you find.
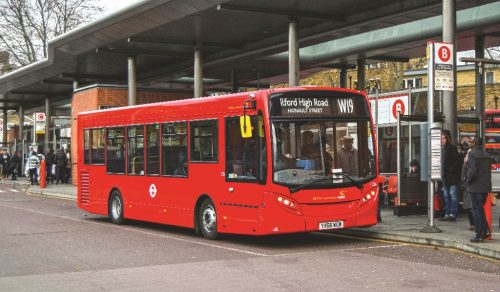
[370,89,481,215]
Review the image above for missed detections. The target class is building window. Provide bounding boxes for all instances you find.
[486,71,494,84]
[403,78,422,89]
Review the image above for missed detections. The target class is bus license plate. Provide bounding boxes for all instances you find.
[319,220,344,230]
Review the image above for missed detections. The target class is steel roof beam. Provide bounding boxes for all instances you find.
[96,47,191,58]
[59,73,125,81]
[127,37,242,50]
[368,55,410,62]
[216,3,344,20]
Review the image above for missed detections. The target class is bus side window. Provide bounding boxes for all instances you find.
[190,120,218,162]
[91,128,105,164]
[84,129,90,164]
[226,116,263,181]
[128,125,144,175]
[146,124,160,175]
[106,127,126,174]
[162,122,188,176]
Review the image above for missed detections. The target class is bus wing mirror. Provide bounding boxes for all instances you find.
[240,116,252,138]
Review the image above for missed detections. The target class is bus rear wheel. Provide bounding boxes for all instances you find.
[199,199,218,240]
[109,190,124,225]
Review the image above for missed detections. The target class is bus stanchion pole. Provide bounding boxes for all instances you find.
[40,159,46,189]
[421,41,441,233]
[396,110,401,214]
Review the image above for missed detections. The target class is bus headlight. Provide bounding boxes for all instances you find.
[361,188,378,206]
[276,195,302,215]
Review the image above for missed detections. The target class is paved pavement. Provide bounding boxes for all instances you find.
[3,177,500,260]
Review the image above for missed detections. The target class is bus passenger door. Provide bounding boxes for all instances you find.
[221,116,266,233]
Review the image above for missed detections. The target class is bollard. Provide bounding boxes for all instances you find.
[40,159,46,189]
[484,193,493,240]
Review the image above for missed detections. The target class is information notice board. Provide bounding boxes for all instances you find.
[430,127,442,180]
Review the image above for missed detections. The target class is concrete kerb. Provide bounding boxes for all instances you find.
[337,229,500,260]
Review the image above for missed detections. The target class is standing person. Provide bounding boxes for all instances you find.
[439,130,461,221]
[28,151,40,185]
[54,148,67,184]
[337,135,359,176]
[2,149,10,179]
[65,149,71,183]
[461,140,475,231]
[463,137,492,242]
[7,151,20,180]
[45,149,55,184]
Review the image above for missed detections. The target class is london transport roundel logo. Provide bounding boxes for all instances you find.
[437,46,451,63]
[392,99,405,119]
[149,184,157,198]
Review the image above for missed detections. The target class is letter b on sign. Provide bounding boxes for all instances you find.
[392,100,405,119]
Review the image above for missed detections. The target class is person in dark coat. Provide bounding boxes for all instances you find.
[440,130,461,221]
[45,149,55,184]
[1,149,10,179]
[54,148,67,184]
[463,137,492,242]
[7,151,20,180]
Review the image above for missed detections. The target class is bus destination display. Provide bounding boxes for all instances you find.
[270,93,368,118]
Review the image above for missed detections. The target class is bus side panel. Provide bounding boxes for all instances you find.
[78,166,109,216]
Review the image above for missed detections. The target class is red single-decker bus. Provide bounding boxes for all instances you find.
[77,87,380,239]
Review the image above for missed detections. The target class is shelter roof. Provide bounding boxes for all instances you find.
[0,0,499,111]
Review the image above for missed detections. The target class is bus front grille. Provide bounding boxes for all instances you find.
[80,171,90,205]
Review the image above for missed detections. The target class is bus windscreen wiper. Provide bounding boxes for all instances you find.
[289,176,334,193]
[289,173,363,193]
[333,172,363,190]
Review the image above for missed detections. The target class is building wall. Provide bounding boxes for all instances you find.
[300,62,500,111]
[71,86,193,185]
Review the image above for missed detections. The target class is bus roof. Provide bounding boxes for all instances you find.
[77,86,364,117]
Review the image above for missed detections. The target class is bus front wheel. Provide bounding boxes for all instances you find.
[199,199,218,240]
[109,190,124,225]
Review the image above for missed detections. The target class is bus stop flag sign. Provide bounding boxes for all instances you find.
[433,42,454,91]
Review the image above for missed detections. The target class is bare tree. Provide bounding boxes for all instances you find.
[0,0,103,67]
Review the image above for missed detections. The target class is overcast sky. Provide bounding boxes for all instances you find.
[100,0,145,15]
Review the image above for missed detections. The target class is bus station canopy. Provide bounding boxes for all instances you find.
[0,0,499,111]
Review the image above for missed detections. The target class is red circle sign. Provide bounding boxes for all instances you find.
[437,46,451,62]
[392,99,405,119]
[38,113,45,120]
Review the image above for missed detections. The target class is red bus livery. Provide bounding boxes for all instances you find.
[78,87,380,239]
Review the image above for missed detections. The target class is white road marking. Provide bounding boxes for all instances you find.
[0,203,268,257]
[0,203,403,258]
[8,189,19,192]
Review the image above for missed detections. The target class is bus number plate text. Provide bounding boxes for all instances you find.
[319,220,344,230]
